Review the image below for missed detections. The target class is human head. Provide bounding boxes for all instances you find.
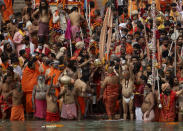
[4,41,12,53]
[19,49,27,58]
[39,0,48,13]
[37,75,45,85]
[71,7,78,13]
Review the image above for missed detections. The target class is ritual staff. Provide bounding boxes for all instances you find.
[99,66,120,120]
[159,82,183,122]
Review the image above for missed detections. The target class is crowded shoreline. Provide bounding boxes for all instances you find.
[0,0,183,123]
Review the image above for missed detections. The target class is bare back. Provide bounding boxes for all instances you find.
[12,89,23,106]
[69,11,81,27]
[46,95,58,113]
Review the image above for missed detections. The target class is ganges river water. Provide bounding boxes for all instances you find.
[0,120,183,131]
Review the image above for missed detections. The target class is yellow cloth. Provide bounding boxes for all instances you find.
[148,0,160,11]
[128,0,138,17]
[170,10,180,21]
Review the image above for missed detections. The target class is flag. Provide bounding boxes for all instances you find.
[65,19,72,40]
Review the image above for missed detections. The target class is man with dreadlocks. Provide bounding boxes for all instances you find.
[38,0,51,45]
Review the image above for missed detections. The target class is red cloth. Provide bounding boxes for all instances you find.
[46,111,60,122]
[134,84,144,107]
[159,91,176,122]
[77,96,85,116]
[103,83,119,117]
[0,95,12,112]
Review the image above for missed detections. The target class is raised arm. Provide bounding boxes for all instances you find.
[99,77,108,100]
[46,75,55,96]
[176,89,183,97]
[32,86,36,110]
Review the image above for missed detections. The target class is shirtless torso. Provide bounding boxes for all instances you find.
[141,92,154,114]
[69,11,83,27]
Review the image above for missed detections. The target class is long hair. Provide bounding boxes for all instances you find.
[39,0,48,15]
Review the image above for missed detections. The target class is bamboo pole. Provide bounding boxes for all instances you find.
[151,0,157,90]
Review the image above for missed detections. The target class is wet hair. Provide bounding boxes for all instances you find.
[71,7,78,12]
[19,49,26,57]
[90,1,95,8]
[39,0,48,14]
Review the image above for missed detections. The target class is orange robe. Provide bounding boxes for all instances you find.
[2,0,13,21]
[53,69,61,97]
[128,0,138,17]
[21,62,40,113]
[159,91,176,122]
[103,82,119,117]
[10,104,25,121]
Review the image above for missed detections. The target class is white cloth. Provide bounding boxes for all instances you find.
[135,107,143,121]
[22,42,35,55]
[123,95,134,104]
[13,65,22,79]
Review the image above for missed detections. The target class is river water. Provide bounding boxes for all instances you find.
[0,120,183,131]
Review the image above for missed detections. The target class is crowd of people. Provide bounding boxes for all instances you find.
[0,0,183,122]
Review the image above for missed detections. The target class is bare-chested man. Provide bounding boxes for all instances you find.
[0,73,14,120]
[69,7,84,41]
[37,0,51,45]
[9,82,24,121]
[32,75,54,119]
[99,66,120,120]
[46,75,60,122]
[141,85,155,122]
[58,77,78,120]
[120,57,135,120]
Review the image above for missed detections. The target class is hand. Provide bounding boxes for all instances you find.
[146,111,150,118]
[97,95,102,102]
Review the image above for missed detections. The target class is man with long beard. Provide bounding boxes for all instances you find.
[99,66,120,120]
[159,82,183,122]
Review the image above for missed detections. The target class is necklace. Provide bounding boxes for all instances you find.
[163,95,170,110]
[125,80,129,89]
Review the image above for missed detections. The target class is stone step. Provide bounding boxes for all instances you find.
[13,0,25,13]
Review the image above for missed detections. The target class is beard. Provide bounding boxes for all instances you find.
[6,47,12,52]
